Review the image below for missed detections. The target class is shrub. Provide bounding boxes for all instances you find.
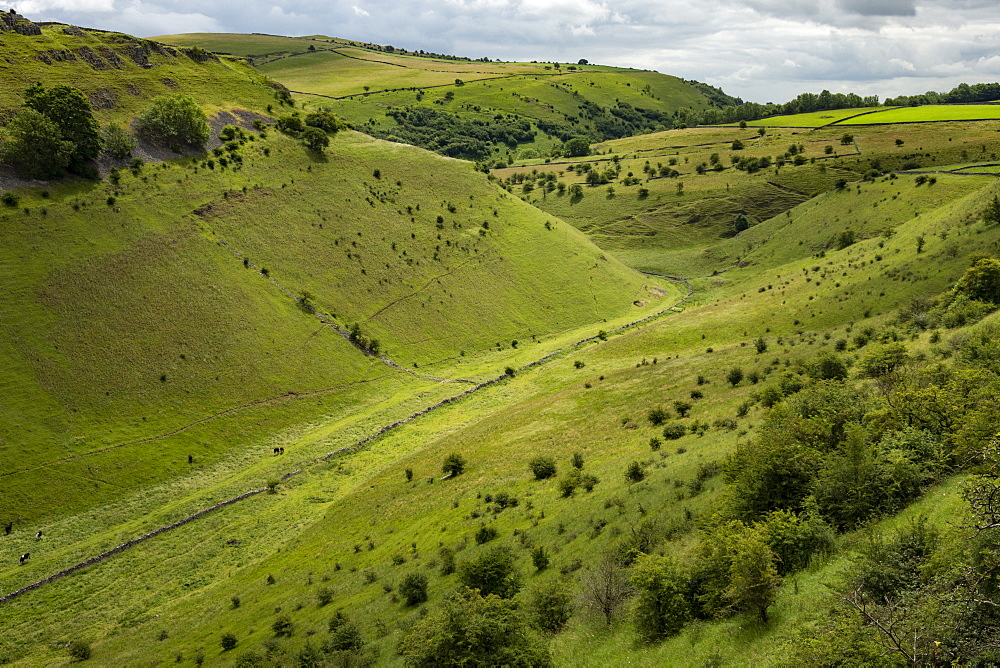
[1,191,20,207]
[135,94,210,148]
[442,453,466,477]
[571,452,584,469]
[326,615,365,652]
[399,572,429,606]
[231,595,241,608]
[398,587,550,666]
[647,406,669,426]
[528,581,574,633]
[625,461,645,483]
[663,424,686,440]
[673,400,692,418]
[272,614,294,637]
[304,110,343,133]
[68,640,92,662]
[317,586,334,606]
[754,337,767,354]
[631,554,692,641]
[529,456,557,480]
[220,633,238,651]
[457,546,522,598]
[727,367,745,386]
[579,473,599,492]
[558,471,579,497]
[532,546,550,571]
[649,437,662,451]
[24,83,101,174]
[101,123,137,159]
[439,547,456,575]
[475,525,498,544]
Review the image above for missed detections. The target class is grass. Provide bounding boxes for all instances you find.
[834,104,1000,124]
[740,107,893,127]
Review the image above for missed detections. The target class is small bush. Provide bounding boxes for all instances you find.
[727,367,744,386]
[442,453,466,477]
[625,461,645,483]
[317,587,334,606]
[529,456,557,480]
[475,525,499,544]
[649,437,662,451]
[220,633,238,651]
[528,581,574,633]
[439,547,456,575]
[571,452,584,469]
[647,406,669,426]
[231,595,241,608]
[673,400,692,418]
[532,546,550,571]
[272,614,294,637]
[68,640,91,662]
[663,424,686,440]
[399,572,429,606]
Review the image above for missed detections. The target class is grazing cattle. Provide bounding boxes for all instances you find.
[35,531,42,540]
[279,447,285,455]
[19,553,29,565]
[273,447,280,455]
[188,454,194,464]
[3,522,11,535]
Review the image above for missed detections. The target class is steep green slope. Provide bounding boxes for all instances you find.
[0,22,281,122]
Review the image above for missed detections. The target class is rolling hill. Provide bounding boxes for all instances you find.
[2,15,1000,668]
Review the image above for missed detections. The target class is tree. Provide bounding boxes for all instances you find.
[0,108,74,178]
[301,126,330,152]
[398,588,552,667]
[529,456,557,480]
[220,632,238,651]
[631,554,692,641]
[135,94,210,148]
[304,110,343,133]
[531,545,549,571]
[580,552,632,624]
[400,572,429,606]
[734,213,750,233]
[727,367,745,386]
[457,545,521,598]
[857,343,909,378]
[24,83,101,174]
[625,461,645,483]
[754,336,768,354]
[442,453,466,477]
[564,137,591,157]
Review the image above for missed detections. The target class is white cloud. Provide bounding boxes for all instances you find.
[352,5,369,16]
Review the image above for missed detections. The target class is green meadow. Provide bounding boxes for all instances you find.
[834,103,1000,124]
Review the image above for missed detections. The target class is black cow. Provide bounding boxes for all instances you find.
[279,447,285,455]
[19,553,29,565]
[3,522,11,536]
[188,454,194,464]
[273,447,280,455]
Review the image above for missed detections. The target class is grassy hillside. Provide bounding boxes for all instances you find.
[155,32,736,162]
[496,116,1000,275]
[3,157,997,665]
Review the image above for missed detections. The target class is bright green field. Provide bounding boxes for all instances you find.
[834,103,1000,124]
[740,107,893,127]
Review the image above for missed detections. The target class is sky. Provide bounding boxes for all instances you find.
[13,0,1000,103]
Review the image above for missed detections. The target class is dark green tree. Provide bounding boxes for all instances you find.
[529,456,557,480]
[24,83,101,174]
[301,126,330,152]
[442,453,466,477]
[563,137,591,157]
[0,108,74,178]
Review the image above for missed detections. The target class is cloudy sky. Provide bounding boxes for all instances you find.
[15,0,1000,102]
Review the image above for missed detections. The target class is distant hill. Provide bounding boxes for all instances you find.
[155,32,738,162]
